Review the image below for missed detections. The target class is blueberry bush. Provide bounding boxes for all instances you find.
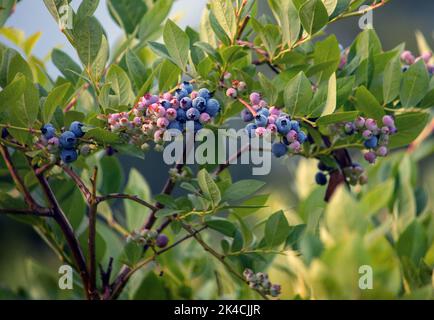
[0,0,433,300]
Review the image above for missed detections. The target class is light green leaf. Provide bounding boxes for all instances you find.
[124,169,151,231]
[0,0,16,27]
[158,59,181,92]
[73,16,103,68]
[107,0,147,34]
[210,0,237,41]
[163,19,190,71]
[321,73,336,116]
[268,0,300,47]
[222,180,265,202]
[397,221,428,264]
[77,0,100,20]
[284,71,313,116]
[84,128,120,144]
[51,48,82,84]
[105,64,135,107]
[265,210,290,247]
[313,35,340,83]
[197,169,221,208]
[126,50,147,89]
[7,52,33,83]
[316,111,359,126]
[138,0,173,41]
[299,0,329,35]
[206,217,237,237]
[400,59,429,108]
[43,82,71,123]
[383,55,402,104]
[354,86,385,121]
[389,112,429,148]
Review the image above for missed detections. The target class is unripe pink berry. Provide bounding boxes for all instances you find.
[162,92,173,101]
[339,55,347,69]
[155,105,166,117]
[289,141,301,153]
[401,50,415,65]
[365,118,377,131]
[226,87,237,99]
[133,117,142,126]
[199,112,211,124]
[354,116,365,129]
[364,151,377,164]
[157,117,169,128]
[249,92,261,105]
[421,51,432,63]
[170,98,180,109]
[48,137,59,146]
[238,81,247,91]
[190,91,198,99]
[382,115,395,128]
[120,118,129,126]
[269,106,281,117]
[362,130,373,139]
[286,130,298,143]
[166,108,177,121]
[258,100,268,108]
[154,129,165,142]
[266,123,277,133]
[267,116,276,124]
[376,146,388,157]
[255,127,267,137]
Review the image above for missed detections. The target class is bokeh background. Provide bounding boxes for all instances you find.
[1,0,434,296]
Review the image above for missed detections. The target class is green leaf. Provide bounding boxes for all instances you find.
[120,241,143,267]
[0,0,16,28]
[107,0,147,34]
[77,0,99,20]
[299,0,329,35]
[361,180,394,216]
[124,169,151,231]
[98,156,124,195]
[194,41,223,64]
[383,55,402,104]
[258,73,278,105]
[400,59,430,108]
[43,82,71,123]
[163,19,190,71]
[419,88,434,109]
[7,52,33,83]
[206,217,237,237]
[90,34,109,80]
[210,0,237,41]
[138,0,173,41]
[265,210,290,248]
[389,112,429,148]
[126,50,147,89]
[158,60,181,92]
[233,194,269,217]
[354,86,385,121]
[354,29,382,61]
[73,16,103,68]
[197,169,221,208]
[105,64,135,107]
[0,74,25,120]
[148,41,172,61]
[321,73,336,116]
[322,0,337,15]
[284,71,313,116]
[268,0,300,47]
[51,49,82,84]
[313,35,340,83]
[155,208,183,218]
[84,128,120,144]
[397,221,428,265]
[222,180,265,202]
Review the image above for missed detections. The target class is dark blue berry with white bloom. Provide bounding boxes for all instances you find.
[271,142,288,158]
[176,108,187,122]
[41,124,56,139]
[198,88,211,100]
[60,148,78,163]
[192,97,206,111]
[180,97,192,110]
[276,116,291,135]
[69,121,85,138]
[59,131,77,149]
[257,108,270,117]
[245,123,257,138]
[255,114,268,127]
[181,81,193,94]
[167,120,183,131]
[175,88,188,100]
[186,108,200,121]
[241,109,254,122]
[205,99,220,116]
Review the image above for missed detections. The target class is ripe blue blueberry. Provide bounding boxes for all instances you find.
[275,116,291,135]
[186,108,200,121]
[205,98,220,116]
[245,123,257,138]
[257,108,270,117]
[167,120,183,131]
[315,172,328,185]
[60,148,78,163]
[1,128,8,138]
[364,136,378,149]
[192,97,207,112]
[156,234,169,248]
[289,120,300,132]
[198,88,211,100]
[181,81,193,94]
[160,100,172,109]
[297,131,307,144]
[59,131,77,149]
[180,97,192,110]
[176,109,187,123]
[41,124,56,139]
[272,142,288,158]
[69,121,85,138]
[255,114,268,127]
[175,88,188,100]
[193,121,203,132]
[241,109,254,122]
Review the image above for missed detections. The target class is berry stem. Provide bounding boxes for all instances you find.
[0,123,41,134]
[237,98,257,116]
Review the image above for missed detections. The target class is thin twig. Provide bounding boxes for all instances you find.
[88,166,99,299]
[0,207,52,216]
[62,165,91,202]
[97,193,158,211]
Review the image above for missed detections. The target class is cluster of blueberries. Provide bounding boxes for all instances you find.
[40,121,87,163]
[243,269,281,298]
[127,229,169,249]
[401,50,434,75]
[230,89,307,158]
[315,161,367,187]
[344,115,397,164]
[107,82,221,150]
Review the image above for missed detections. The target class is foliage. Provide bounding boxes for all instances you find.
[0,0,433,300]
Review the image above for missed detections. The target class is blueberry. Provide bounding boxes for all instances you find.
[241,109,254,122]
[168,120,183,131]
[382,115,395,128]
[186,108,200,121]
[364,136,378,149]
[192,97,207,112]
[255,114,268,127]
[245,123,257,138]
[276,116,291,135]
[69,121,85,138]
[193,121,203,132]
[175,88,188,100]
[257,108,270,117]
[198,88,211,100]
[160,99,172,109]
[315,172,327,185]
[297,131,307,144]
[317,161,332,172]
[59,131,77,149]
[272,142,288,158]
[249,92,261,105]
[289,120,300,132]
[180,97,192,110]
[181,81,193,94]
[176,108,187,123]
[226,87,237,99]
[156,234,169,248]
[364,151,377,164]
[60,148,78,163]
[205,98,220,116]
[41,124,56,139]
[1,128,8,138]
[376,146,388,157]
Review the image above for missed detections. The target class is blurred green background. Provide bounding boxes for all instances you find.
[1,0,433,298]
